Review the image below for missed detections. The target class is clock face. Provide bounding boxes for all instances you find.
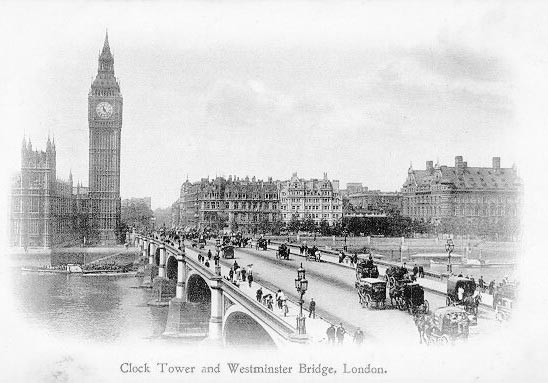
[96,102,114,119]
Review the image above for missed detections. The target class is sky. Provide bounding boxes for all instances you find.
[0,1,534,209]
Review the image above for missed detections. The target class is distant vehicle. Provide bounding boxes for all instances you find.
[221,245,235,259]
[355,278,386,309]
[428,306,470,344]
[276,244,290,260]
[355,255,379,280]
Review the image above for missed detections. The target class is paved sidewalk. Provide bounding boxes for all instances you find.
[186,243,355,346]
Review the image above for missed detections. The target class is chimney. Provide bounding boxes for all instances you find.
[493,157,500,171]
[426,161,434,173]
[455,156,463,173]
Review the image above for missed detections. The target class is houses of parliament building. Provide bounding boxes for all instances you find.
[9,33,123,248]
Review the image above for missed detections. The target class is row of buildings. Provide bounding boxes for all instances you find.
[171,173,343,233]
[171,156,522,236]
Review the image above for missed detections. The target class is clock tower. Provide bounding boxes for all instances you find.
[88,32,122,244]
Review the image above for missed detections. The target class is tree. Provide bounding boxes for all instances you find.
[288,215,301,233]
[121,200,154,232]
[319,219,330,236]
[302,217,316,233]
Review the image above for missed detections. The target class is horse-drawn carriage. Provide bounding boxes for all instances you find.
[276,244,291,260]
[355,278,386,309]
[401,283,429,314]
[494,283,516,321]
[355,256,379,280]
[306,246,322,262]
[426,306,470,344]
[257,238,268,251]
[221,244,235,259]
[388,278,428,314]
[446,276,480,318]
[385,265,409,289]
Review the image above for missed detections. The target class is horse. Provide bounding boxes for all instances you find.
[414,313,436,345]
[461,293,482,315]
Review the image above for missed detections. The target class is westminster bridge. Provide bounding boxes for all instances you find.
[133,233,309,348]
[131,233,502,348]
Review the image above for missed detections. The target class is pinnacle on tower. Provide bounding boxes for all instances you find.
[101,30,112,57]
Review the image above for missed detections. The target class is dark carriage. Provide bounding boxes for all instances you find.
[257,238,268,251]
[356,256,379,280]
[276,244,291,260]
[221,245,235,259]
[385,265,409,289]
[446,276,479,314]
[306,246,322,262]
[355,278,386,309]
[401,282,429,314]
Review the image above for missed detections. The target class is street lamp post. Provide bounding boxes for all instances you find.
[445,238,455,274]
[294,263,308,335]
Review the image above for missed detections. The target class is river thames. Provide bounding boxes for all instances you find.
[8,253,170,343]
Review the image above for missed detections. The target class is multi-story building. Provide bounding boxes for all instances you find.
[401,156,522,236]
[346,190,402,215]
[279,173,342,225]
[174,176,281,233]
[10,138,86,248]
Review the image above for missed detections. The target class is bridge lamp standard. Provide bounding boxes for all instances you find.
[445,238,455,274]
[295,263,308,335]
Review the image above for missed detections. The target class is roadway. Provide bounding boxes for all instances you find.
[201,241,499,345]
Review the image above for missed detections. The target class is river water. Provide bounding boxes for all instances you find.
[8,253,170,343]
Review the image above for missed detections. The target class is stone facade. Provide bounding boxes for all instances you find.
[401,156,522,236]
[173,176,280,233]
[346,190,402,215]
[10,138,87,248]
[279,173,342,225]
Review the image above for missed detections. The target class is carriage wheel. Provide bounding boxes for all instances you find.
[446,296,452,306]
[365,294,371,308]
[422,300,430,314]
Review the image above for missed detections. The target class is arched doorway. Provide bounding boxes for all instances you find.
[166,256,177,280]
[224,312,275,348]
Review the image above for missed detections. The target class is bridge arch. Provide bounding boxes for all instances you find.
[223,307,276,348]
[186,272,211,304]
[154,246,161,266]
[166,254,178,280]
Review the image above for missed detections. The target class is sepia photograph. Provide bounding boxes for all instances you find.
[0,1,547,382]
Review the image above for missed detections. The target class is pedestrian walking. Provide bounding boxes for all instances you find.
[336,323,346,345]
[353,327,364,345]
[308,298,316,319]
[241,267,247,282]
[205,260,210,268]
[229,268,234,281]
[247,272,254,288]
[418,265,424,278]
[282,299,289,317]
[256,287,263,302]
[326,324,336,344]
[207,249,212,260]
